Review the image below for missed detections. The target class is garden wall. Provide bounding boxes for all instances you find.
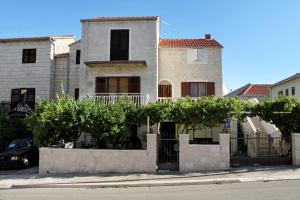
[39,134,157,174]
[179,134,230,172]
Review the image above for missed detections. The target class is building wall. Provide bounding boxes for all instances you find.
[0,41,53,102]
[179,134,230,172]
[271,77,300,100]
[53,55,69,95]
[68,42,81,97]
[158,47,223,97]
[52,37,75,54]
[80,20,159,102]
[39,134,157,174]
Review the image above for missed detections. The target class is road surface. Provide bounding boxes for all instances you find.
[0,180,300,200]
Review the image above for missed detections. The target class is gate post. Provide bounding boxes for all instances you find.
[292,133,300,165]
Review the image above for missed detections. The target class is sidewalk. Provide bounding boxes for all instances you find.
[1,165,300,189]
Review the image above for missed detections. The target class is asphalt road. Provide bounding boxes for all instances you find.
[0,180,300,200]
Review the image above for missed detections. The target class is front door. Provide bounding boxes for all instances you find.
[158,122,179,171]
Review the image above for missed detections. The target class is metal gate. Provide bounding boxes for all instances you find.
[158,122,179,171]
[230,132,292,166]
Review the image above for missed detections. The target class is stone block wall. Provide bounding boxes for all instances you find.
[179,134,230,172]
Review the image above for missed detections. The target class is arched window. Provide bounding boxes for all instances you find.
[158,80,172,97]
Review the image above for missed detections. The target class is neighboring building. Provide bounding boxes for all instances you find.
[271,73,300,100]
[0,16,223,111]
[225,83,271,102]
[0,35,76,112]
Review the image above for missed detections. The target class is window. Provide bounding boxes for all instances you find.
[95,77,140,94]
[76,50,81,64]
[278,91,283,96]
[181,82,215,97]
[110,30,129,60]
[292,87,295,96]
[158,85,172,97]
[22,49,36,63]
[285,89,289,96]
[10,88,35,110]
[75,88,79,100]
[197,49,206,61]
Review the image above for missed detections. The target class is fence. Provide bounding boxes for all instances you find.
[39,134,157,174]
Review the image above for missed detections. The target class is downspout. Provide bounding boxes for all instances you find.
[50,39,57,99]
[66,52,70,94]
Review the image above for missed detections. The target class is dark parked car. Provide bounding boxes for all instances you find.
[0,138,39,169]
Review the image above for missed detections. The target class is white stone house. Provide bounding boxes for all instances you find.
[0,16,223,111]
[271,73,300,100]
[0,35,76,111]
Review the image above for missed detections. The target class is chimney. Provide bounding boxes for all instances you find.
[205,34,211,40]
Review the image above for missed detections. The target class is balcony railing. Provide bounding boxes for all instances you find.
[85,93,149,105]
[158,97,200,102]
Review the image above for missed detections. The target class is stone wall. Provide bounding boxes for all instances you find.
[179,134,230,172]
[39,134,157,174]
[0,41,53,102]
[292,133,300,165]
[80,19,159,102]
[158,47,223,97]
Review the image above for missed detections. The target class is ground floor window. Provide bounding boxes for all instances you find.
[95,77,140,94]
[10,88,35,110]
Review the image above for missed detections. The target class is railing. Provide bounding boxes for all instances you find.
[158,97,202,102]
[85,93,149,105]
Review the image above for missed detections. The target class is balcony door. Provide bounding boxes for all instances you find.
[96,77,140,94]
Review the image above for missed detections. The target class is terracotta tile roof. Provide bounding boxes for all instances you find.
[81,16,159,22]
[243,84,271,95]
[225,83,271,97]
[271,73,300,88]
[159,39,223,48]
[0,35,74,43]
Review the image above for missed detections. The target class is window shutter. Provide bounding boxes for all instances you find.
[95,77,107,93]
[110,30,129,60]
[75,88,79,100]
[206,82,215,96]
[76,50,81,64]
[181,82,190,97]
[10,89,20,110]
[27,88,35,109]
[128,77,140,93]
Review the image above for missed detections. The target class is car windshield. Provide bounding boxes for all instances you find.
[8,139,32,149]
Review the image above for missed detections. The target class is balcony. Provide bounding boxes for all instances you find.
[85,93,149,105]
[84,60,147,68]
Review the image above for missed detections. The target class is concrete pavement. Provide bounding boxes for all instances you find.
[1,165,300,189]
[1,180,300,200]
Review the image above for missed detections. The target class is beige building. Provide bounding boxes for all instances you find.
[0,16,223,111]
[271,73,300,100]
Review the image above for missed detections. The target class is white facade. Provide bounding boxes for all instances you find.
[0,16,223,105]
[159,47,223,97]
[271,74,300,100]
[0,36,75,103]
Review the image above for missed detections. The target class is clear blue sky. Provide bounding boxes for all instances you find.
[1,0,300,91]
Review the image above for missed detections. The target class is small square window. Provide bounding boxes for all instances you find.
[22,49,36,63]
[278,91,283,96]
[292,87,295,96]
[197,49,204,60]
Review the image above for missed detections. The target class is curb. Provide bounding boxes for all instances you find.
[9,179,241,189]
[2,176,300,190]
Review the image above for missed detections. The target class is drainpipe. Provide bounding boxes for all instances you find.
[66,53,70,94]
